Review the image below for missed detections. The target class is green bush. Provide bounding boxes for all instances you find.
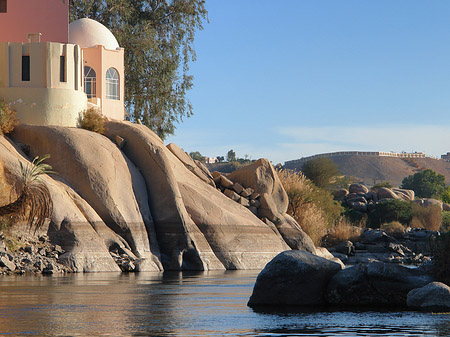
[369,199,413,227]
[401,169,446,199]
[441,211,450,232]
[301,157,340,189]
[441,187,450,204]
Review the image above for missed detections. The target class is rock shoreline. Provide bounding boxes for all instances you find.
[0,121,322,274]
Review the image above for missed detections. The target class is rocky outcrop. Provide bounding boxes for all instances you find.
[333,184,423,217]
[0,120,317,273]
[327,228,435,266]
[11,125,163,271]
[326,261,433,306]
[104,120,291,271]
[213,159,316,253]
[166,143,215,187]
[248,251,343,306]
[0,135,121,272]
[407,282,450,311]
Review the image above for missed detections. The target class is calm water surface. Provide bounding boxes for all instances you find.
[0,271,449,336]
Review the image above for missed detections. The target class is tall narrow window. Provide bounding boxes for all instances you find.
[60,55,66,82]
[0,0,7,13]
[22,56,30,81]
[105,68,119,100]
[84,66,96,98]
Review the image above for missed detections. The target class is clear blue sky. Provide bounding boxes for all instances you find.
[165,0,450,164]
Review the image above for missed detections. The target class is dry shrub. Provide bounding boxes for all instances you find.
[277,169,341,246]
[79,107,107,135]
[410,203,442,231]
[0,99,18,135]
[293,202,328,246]
[380,221,405,236]
[322,217,364,246]
[0,155,53,231]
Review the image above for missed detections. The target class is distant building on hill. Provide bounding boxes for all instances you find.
[285,151,427,166]
[0,0,124,126]
[442,152,450,161]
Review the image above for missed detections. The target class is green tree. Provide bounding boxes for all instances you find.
[401,169,446,198]
[189,151,204,161]
[69,0,208,139]
[369,199,413,227]
[301,157,340,189]
[216,156,224,163]
[227,149,236,162]
[441,186,450,204]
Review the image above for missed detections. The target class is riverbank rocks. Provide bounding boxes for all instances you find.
[11,125,163,272]
[326,261,434,306]
[0,119,315,273]
[334,184,415,215]
[248,251,343,306]
[105,120,290,271]
[407,282,450,311]
[326,228,435,266]
[212,159,316,253]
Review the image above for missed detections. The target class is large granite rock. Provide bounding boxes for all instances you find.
[392,188,415,201]
[11,125,162,272]
[166,143,215,187]
[407,282,450,311]
[227,159,314,251]
[0,136,121,272]
[349,184,369,194]
[248,250,343,306]
[105,120,290,270]
[228,159,288,218]
[326,261,434,306]
[377,187,399,200]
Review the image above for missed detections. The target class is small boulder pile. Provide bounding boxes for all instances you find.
[328,228,436,266]
[211,171,261,215]
[334,183,415,213]
[248,250,449,311]
[0,233,71,275]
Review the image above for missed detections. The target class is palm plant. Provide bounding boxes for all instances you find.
[0,155,54,231]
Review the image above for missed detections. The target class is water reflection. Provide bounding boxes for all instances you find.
[0,271,448,336]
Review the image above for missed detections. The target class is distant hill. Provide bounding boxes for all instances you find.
[283,155,450,187]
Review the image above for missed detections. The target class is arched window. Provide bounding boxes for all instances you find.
[84,66,96,98]
[106,67,119,100]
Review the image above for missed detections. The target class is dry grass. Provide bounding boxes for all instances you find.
[278,169,342,246]
[322,217,364,246]
[79,107,107,135]
[380,221,405,236]
[0,100,18,135]
[410,203,442,231]
[278,169,328,245]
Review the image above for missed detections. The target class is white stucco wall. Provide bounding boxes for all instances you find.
[0,41,87,126]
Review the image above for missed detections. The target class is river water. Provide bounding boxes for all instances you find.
[0,271,449,336]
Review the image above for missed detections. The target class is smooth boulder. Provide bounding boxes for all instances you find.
[0,136,121,272]
[105,120,290,271]
[326,261,434,306]
[11,125,163,271]
[248,251,342,306]
[407,282,450,311]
